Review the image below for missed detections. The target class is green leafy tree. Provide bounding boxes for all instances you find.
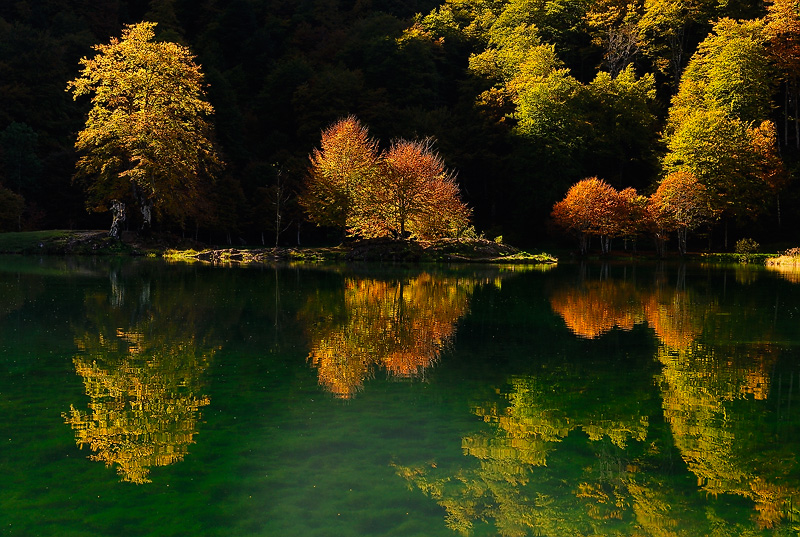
[666,18,772,131]
[664,110,777,233]
[67,21,223,238]
[663,19,782,241]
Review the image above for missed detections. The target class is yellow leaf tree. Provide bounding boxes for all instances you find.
[67,21,223,237]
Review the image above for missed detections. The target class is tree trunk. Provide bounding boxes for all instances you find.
[140,198,152,235]
[578,233,589,255]
[109,200,126,239]
[677,227,687,256]
[785,83,789,147]
[724,220,728,250]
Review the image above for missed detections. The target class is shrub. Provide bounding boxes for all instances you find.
[735,238,759,263]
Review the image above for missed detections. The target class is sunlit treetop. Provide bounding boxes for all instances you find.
[67,21,223,233]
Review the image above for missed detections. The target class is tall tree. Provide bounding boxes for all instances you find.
[662,18,782,241]
[67,21,223,238]
[765,0,800,148]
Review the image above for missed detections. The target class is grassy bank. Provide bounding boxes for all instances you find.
[0,230,131,255]
[0,231,557,264]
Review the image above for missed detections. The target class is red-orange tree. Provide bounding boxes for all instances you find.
[362,139,470,239]
[301,118,470,240]
[551,177,621,254]
[649,171,714,255]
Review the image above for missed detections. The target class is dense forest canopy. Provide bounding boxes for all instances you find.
[0,0,797,249]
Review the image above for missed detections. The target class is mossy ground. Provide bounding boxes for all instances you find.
[165,238,558,265]
[0,230,131,254]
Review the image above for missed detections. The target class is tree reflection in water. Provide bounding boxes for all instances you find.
[398,264,800,535]
[302,272,480,399]
[63,268,215,484]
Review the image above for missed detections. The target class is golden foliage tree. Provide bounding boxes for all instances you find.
[67,21,223,237]
[300,116,380,234]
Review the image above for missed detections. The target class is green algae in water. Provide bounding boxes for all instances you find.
[2,257,800,536]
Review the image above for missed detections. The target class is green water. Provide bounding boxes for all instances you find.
[2,256,800,536]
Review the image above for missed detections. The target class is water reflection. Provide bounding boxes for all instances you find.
[63,267,215,483]
[549,265,715,349]
[658,342,798,529]
[765,263,800,284]
[301,272,479,399]
[398,263,800,535]
[396,365,655,536]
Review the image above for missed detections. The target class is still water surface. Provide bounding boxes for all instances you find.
[2,256,800,536]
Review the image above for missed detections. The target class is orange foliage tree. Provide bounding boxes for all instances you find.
[648,171,714,255]
[551,177,623,254]
[616,187,648,251]
[300,117,470,240]
[299,116,380,235]
[365,139,471,239]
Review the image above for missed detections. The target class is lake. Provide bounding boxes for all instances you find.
[2,255,800,536]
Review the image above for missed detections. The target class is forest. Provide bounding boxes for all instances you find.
[0,0,797,250]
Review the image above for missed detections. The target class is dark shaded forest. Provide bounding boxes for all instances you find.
[0,0,797,249]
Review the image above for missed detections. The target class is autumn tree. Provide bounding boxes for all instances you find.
[765,0,800,148]
[301,118,471,240]
[649,171,714,255]
[551,177,621,254]
[663,19,783,242]
[616,186,648,250]
[300,116,380,236]
[362,139,471,240]
[67,22,223,238]
[586,0,643,76]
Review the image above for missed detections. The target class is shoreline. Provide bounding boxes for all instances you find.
[0,230,557,265]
